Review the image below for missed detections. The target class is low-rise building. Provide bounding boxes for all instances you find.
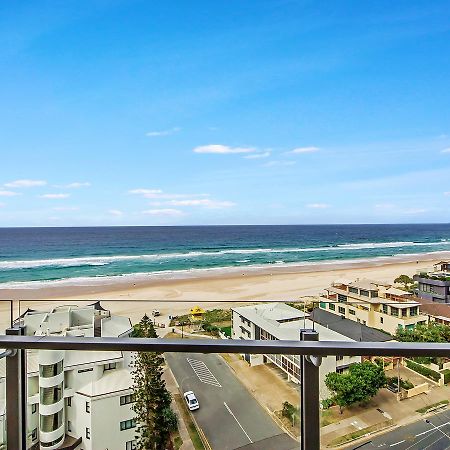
[231,303,361,400]
[320,279,428,335]
[0,303,136,450]
[414,261,450,304]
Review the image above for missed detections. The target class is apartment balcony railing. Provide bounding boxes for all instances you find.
[1,329,450,450]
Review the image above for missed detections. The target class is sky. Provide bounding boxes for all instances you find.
[1,0,450,226]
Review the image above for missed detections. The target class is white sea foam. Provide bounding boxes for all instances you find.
[1,240,450,270]
[3,250,450,290]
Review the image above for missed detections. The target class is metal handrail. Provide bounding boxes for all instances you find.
[0,335,449,357]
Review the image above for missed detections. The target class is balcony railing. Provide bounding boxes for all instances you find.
[0,297,449,449]
[1,330,450,449]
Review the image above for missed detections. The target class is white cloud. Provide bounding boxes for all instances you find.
[168,199,235,208]
[402,208,427,215]
[288,146,320,154]
[108,209,123,216]
[0,190,20,197]
[129,188,163,195]
[39,193,70,199]
[193,144,255,154]
[146,127,181,137]
[5,179,47,188]
[441,148,450,154]
[445,192,450,196]
[263,160,296,167]
[142,209,184,217]
[61,182,91,188]
[244,151,271,159]
[306,203,329,209]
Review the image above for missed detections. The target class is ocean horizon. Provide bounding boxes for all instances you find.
[1,224,450,289]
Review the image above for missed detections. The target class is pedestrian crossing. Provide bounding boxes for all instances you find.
[187,358,222,387]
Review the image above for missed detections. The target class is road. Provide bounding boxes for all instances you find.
[165,352,297,450]
[350,409,450,450]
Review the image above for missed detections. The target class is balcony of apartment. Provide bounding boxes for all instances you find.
[0,299,449,450]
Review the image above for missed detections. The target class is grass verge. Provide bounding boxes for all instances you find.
[328,420,394,447]
[416,399,449,414]
[173,393,206,450]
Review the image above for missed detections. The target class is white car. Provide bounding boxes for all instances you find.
[183,391,199,411]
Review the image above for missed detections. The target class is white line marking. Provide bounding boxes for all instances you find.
[415,422,450,437]
[390,440,405,446]
[224,402,253,443]
[187,358,222,387]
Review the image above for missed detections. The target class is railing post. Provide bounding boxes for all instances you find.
[300,329,320,450]
[6,326,27,450]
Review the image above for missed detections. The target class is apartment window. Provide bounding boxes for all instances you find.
[120,394,135,406]
[78,367,93,374]
[380,317,384,324]
[86,428,90,439]
[31,403,37,414]
[349,309,356,316]
[370,290,379,298]
[410,306,418,317]
[338,294,347,303]
[382,304,388,314]
[360,289,370,297]
[68,420,72,432]
[336,355,344,361]
[329,303,335,311]
[349,287,358,294]
[120,419,136,431]
[39,361,63,378]
[391,307,399,317]
[338,306,345,315]
[67,397,72,407]
[319,301,327,309]
[126,441,137,450]
[85,402,90,413]
[31,428,37,441]
[104,362,117,371]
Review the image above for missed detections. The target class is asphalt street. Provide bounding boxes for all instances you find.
[165,352,298,450]
[350,409,450,450]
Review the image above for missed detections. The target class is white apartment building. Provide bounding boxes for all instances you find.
[231,303,361,400]
[0,303,137,450]
[321,279,428,335]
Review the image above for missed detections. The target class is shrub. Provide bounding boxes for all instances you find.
[442,369,450,384]
[406,359,441,382]
[321,398,334,409]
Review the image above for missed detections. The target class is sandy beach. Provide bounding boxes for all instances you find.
[0,252,444,332]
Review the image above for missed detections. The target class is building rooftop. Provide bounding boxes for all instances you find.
[78,368,132,397]
[309,308,393,342]
[232,303,354,342]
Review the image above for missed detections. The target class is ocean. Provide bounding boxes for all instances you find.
[1,224,450,288]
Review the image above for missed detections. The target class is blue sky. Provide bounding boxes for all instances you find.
[1,0,450,226]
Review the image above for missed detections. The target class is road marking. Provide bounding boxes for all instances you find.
[187,358,222,387]
[390,440,405,446]
[224,402,253,444]
[415,422,450,437]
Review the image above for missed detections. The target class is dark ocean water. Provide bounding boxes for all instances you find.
[1,224,450,287]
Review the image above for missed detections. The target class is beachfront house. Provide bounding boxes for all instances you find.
[231,303,361,400]
[320,279,428,335]
[414,261,450,304]
[0,303,135,450]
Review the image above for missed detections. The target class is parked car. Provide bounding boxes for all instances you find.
[183,391,199,411]
[152,309,161,317]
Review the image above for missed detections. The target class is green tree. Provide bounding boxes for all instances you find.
[325,362,387,413]
[396,322,450,343]
[132,314,177,449]
[394,274,414,289]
